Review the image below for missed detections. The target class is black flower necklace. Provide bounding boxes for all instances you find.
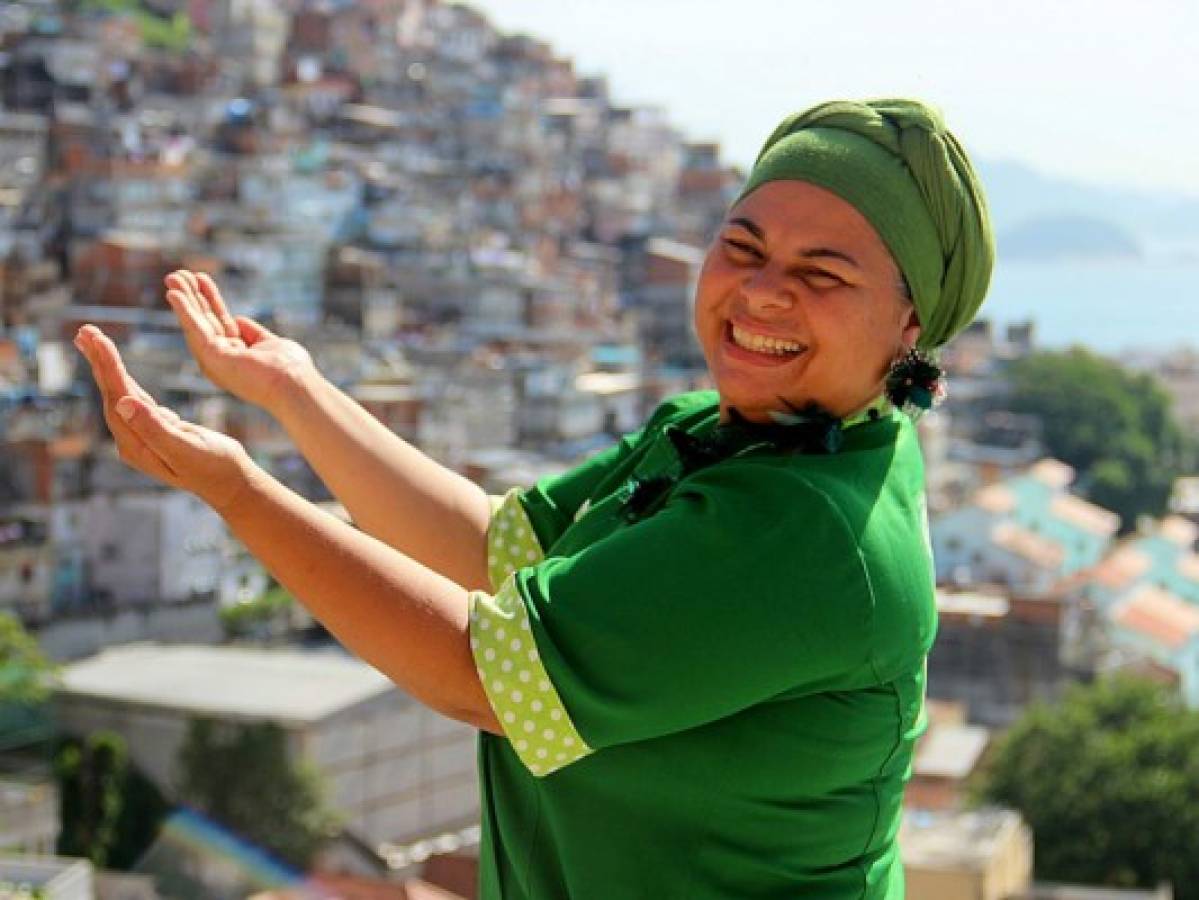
[619,396,888,523]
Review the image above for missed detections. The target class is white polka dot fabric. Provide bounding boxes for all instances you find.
[472,489,592,777]
[469,577,593,777]
[486,488,545,592]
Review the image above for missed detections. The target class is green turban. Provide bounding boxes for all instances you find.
[735,99,995,350]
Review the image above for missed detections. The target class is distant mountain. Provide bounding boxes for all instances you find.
[977,159,1199,242]
[997,214,1142,262]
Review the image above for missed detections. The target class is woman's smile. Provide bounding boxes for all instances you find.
[693,180,922,423]
[721,320,807,367]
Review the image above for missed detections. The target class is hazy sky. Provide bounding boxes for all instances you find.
[467,0,1199,196]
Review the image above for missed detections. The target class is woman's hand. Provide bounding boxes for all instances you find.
[163,269,317,416]
[74,324,259,515]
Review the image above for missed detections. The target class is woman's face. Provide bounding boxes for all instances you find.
[694,179,921,423]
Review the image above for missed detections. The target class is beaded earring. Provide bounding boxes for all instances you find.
[885,348,946,419]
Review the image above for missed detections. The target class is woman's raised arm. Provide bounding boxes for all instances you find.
[75,323,503,733]
[164,270,493,592]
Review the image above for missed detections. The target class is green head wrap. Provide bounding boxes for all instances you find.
[735,99,995,350]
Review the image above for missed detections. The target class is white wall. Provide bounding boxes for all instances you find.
[310,693,481,845]
[55,688,481,848]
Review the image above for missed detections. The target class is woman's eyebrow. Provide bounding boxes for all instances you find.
[797,247,860,269]
[727,217,764,240]
[726,218,860,269]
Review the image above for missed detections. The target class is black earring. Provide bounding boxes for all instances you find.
[885,348,945,417]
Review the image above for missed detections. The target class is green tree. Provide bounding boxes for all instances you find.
[0,613,58,705]
[54,731,170,869]
[218,585,296,641]
[0,613,58,752]
[176,717,341,870]
[1006,348,1194,529]
[971,675,1199,895]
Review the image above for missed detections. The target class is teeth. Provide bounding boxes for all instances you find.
[731,324,803,355]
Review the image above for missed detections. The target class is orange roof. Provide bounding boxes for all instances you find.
[1050,493,1120,537]
[1178,554,1199,584]
[1091,546,1153,589]
[975,484,1016,514]
[1028,459,1075,490]
[1161,516,1199,548]
[991,522,1066,569]
[1113,585,1199,650]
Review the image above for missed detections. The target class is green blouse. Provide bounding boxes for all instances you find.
[467,390,937,899]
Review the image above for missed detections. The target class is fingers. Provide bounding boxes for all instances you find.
[75,326,156,408]
[112,397,183,485]
[235,315,271,346]
[180,270,226,338]
[116,396,198,457]
[194,272,239,338]
[164,272,218,345]
[73,331,181,484]
[165,270,235,340]
[116,396,247,511]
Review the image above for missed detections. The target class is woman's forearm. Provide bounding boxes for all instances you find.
[220,460,503,735]
[270,367,493,592]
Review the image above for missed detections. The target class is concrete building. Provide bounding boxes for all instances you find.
[900,809,1174,900]
[927,588,1076,726]
[1114,518,1199,606]
[0,515,54,624]
[932,459,1120,591]
[628,237,705,372]
[76,489,229,607]
[905,700,991,812]
[0,855,93,900]
[55,644,480,847]
[1105,584,1199,707]
[901,808,1033,900]
[1171,477,1199,525]
[1065,517,1199,707]
[0,771,58,855]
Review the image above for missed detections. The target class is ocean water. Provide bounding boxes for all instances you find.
[982,257,1199,353]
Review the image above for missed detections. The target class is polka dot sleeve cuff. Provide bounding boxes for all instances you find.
[468,576,593,776]
[485,488,546,593]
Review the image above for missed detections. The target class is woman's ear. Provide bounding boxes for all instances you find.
[900,305,922,351]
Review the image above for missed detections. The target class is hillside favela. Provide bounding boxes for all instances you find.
[1,1,1198,899]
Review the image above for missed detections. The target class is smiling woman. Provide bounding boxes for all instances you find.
[466,98,995,900]
[76,98,994,900]
[695,180,922,424]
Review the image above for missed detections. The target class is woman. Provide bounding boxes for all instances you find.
[75,98,993,897]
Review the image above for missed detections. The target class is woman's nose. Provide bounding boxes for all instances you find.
[741,264,795,312]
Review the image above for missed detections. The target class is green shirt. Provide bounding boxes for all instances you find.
[468,390,937,899]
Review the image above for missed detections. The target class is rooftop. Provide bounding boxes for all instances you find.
[1160,516,1198,548]
[1112,585,1199,651]
[992,522,1066,569]
[975,483,1017,515]
[900,807,1025,868]
[1178,554,1199,583]
[1050,493,1120,538]
[575,371,641,395]
[1090,546,1153,589]
[1028,458,1075,490]
[914,723,991,780]
[936,589,1010,618]
[58,644,396,726]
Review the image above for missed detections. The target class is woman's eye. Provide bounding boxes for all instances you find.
[803,270,844,288]
[722,238,761,259]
